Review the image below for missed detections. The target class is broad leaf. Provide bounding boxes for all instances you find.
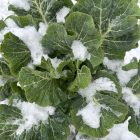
[19,67,66,106]
[65,12,103,67]
[71,93,128,138]
[42,23,75,56]
[72,0,140,59]
[1,32,31,75]
[68,65,92,92]
[9,0,73,24]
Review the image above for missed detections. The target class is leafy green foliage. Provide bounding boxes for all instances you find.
[0,0,140,139]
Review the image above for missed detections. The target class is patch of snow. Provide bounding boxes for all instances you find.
[9,0,31,11]
[0,0,14,20]
[50,58,62,69]
[4,18,48,65]
[101,118,140,140]
[56,6,70,23]
[71,40,90,61]
[0,99,9,105]
[77,102,101,129]
[103,57,138,85]
[0,76,6,86]
[38,22,48,36]
[71,0,77,5]
[17,82,21,87]
[124,41,140,65]
[12,100,55,135]
[79,77,117,102]
[76,133,94,140]
[122,87,140,116]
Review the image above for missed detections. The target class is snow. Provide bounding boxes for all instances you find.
[122,87,140,116]
[71,0,77,5]
[77,102,101,129]
[71,40,90,61]
[103,57,138,85]
[0,76,6,86]
[38,22,48,36]
[3,18,48,65]
[12,100,55,135]
[9,0,31,11]
[101,118,140,140]
[79,77,117,102]
[0,99,9,105]
[56,6,70,23]
[50,58,62,69]
[0,0,14,20]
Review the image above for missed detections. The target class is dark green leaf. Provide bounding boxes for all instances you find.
[1,32,31,75]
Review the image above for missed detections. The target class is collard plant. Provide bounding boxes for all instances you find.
[0,0,140,139]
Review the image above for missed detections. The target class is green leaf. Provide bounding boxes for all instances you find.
[68,65,92,92]
[128,108,140,138]
[42,23,75,56]
[0,105,22,140]
[19,67,66,106]
[72,0,140,59]
[0,59,11,76]
[45,108,70,140]
[0,81,12,100]
[9,0,72,24]
[122,57,138,71]
[8,15,36,28]
[1,32,31,75]
[71,93,128,138]
[65,12,103,68]
[127,61,140,96]
[0,20,6,31]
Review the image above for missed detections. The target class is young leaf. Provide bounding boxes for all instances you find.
[1,32,31,75]
[68,65,92,92]
[19,67,66,106]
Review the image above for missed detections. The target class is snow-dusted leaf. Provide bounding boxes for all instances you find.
[0,105,22,140]
[8,15,36,28]
[127,62,140,96]
[96,70,122,98]
[71,93,128,138]
[9,0,72,24]
[42,23,75,56]
[72,0,140,59]
[1,32,31,75]
[65,12,103,67]
[0,20,6,31]
[19,67,66,106]
[68,65,92,92]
